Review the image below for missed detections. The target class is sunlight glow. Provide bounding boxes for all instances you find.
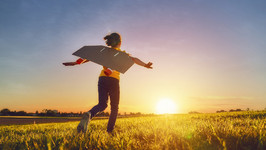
[156,98,177,114]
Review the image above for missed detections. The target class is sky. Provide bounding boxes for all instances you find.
[0,0,266,114]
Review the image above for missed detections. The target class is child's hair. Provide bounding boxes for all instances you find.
[104,33,121,47]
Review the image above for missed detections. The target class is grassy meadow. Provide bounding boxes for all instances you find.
[0,111,265,150]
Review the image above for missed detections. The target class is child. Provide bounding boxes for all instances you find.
[63,32,152,133]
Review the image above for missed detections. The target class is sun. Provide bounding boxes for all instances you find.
[156,98,177,114]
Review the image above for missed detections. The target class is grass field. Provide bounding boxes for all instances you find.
[0,111,265,150]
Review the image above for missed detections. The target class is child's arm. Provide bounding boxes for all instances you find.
[130,57,153,69]
[63,58,89,66]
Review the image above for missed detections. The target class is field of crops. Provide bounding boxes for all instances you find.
[0,111,265,150]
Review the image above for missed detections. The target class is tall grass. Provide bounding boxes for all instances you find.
[0,111,265,149]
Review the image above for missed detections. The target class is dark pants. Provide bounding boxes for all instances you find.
[89,76,120,132]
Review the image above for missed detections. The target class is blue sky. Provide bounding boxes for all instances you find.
[0,0,266,113]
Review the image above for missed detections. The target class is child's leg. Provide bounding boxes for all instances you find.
[77,77,109,133]
[89,81,109,118]
[107,81,120,132]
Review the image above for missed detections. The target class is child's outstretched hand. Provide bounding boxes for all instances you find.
[63,58,89,66]
[145,62,153,69]
[62,62,77,66]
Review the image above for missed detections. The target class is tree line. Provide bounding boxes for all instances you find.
[0,108,82,117]
[0,108,145,117]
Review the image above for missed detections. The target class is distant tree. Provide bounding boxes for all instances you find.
[35,110,39,115]
[41,109,58,116]
[216,110,226,113]
[0,108,11,116]
[17,111,27,116]
[9,111,17,116]
[246,108,250,111]
[189,111,200,114]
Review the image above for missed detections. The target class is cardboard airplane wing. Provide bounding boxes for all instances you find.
[72,45,134,74]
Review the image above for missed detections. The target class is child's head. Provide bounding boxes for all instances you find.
[104,33,121,47]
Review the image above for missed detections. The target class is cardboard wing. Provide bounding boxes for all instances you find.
[72,45,134,73]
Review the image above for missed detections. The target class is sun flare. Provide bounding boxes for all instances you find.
[156,98,177,114]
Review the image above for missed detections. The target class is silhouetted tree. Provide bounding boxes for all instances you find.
[17,111,27,116]
[189,111,200,114]
[0,108,11,116]
[40,109,58,116]
[216,110,226,113]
